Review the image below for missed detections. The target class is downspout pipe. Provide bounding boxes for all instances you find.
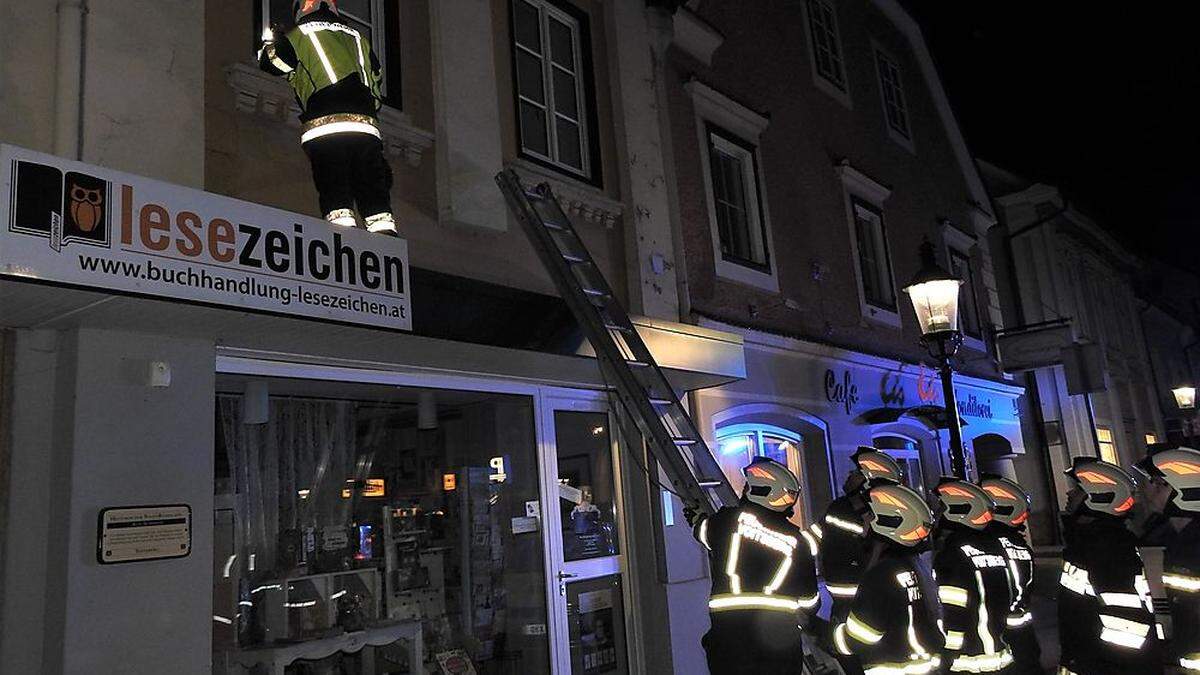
[54,0,88,160]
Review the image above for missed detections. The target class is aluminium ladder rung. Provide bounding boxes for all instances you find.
[648,397,673,406]
[672,438,698,446]
[561,252,588,264]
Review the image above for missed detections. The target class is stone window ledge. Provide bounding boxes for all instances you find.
[224,62,434,167]
[506,158,624,229]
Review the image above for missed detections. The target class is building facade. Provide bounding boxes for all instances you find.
[984,162,1167,534]
[651,1,1025,667]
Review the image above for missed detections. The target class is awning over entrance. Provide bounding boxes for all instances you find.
[855,404,969,430]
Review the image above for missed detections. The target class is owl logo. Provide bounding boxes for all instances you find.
[68,183,104,233]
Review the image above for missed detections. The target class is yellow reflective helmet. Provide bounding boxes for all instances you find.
[742,457,801,512]
[980,475,1032,528]
[935,478,996,530]
[1066,457,1138,517]
[1137,446,1200,515]
[853,446,905,484]
[867,482,933,547]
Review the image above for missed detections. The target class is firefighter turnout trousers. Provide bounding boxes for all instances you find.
[994,526,1041,674]
[1164,519,1200,673]
[303,130,394,229]
[1058,513,1160,675]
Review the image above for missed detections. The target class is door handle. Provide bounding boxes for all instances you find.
[557,571,577,581]
[557,570,577,596]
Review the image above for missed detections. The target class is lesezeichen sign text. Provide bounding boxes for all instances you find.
[0,145,411,330]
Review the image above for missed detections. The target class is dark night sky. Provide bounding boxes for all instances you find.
[906,3,1200,272]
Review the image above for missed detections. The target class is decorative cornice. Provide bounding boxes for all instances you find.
[224,62,434,167]
[506,158,624,229]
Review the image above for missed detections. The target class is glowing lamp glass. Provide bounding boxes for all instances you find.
[1173,385,1196,410]
[904,278,963,336]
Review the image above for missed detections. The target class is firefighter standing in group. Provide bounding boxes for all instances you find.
[258,0,398,236]
[980,475,1042,674]
[1136,445,1200,673]
[809,447,905,675]
[933,478,1015,674]
[687,457,819,674]
[1058,457,1160,675]
[830,481,945,675]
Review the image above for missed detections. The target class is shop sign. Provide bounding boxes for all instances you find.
[916,365,938,402]
[880,372,906,407]
[824,369,859,414]
[97,504,191,564]
[0,145,411,330]
[957,394,993,419]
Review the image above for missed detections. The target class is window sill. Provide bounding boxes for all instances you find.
[224,62,434,167]
[506,158,624,229]
[812,73,853,110]
[861,303,901,328]
[961,333,986,353]
[887,126,916,155]
[717,258,779,293]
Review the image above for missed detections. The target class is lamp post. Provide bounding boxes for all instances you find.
[903,238,968,478]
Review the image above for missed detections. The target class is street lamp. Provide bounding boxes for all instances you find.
[904,238,968,478]
[1173,385,1196,411]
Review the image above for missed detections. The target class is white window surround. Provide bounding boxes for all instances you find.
[686,79,779,293]
[836,161,898,327]
[872,432,926,494]
[871,41,915,154]
[941,221,986,353]
[802,0,852,109]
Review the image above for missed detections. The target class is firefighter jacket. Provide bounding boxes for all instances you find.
[693,500,820,616]
[1164,518,1200,672]
[259,8,384,143]
[813,494,869,617]
[934,524,1015,673]
[1058,512,1160,675]
[990,523,1035,631]
[831,548,945,675]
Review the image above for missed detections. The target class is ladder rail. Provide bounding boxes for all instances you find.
[496,171,736,515]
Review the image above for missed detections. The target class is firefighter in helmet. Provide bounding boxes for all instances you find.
[688,457,818,674]
[258,0,398,236]
[809,448,904,675]
[1136,445,1200,673]
[980,475,1041,674]
[932,478,1014,674]
[830,482,944,675]
[1059,457,1160,675]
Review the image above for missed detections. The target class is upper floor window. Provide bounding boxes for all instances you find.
[852,199,897,313]
[1096,426,1119,465]
[257,0,401,107]
[512,0,593,180]
[948,247,982,339]
[874,48,913,149]
[806,0,847,92]
[708,126,769,271]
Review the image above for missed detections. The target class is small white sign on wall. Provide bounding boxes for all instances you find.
[97,504,191,564]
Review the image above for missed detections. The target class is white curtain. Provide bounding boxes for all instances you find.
[218,395,380,577]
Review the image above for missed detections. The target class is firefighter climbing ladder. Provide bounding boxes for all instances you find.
[496,170,737,516]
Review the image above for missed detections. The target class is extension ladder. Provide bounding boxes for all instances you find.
[496,170,736,515]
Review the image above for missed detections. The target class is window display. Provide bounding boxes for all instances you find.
[213,377,551,674]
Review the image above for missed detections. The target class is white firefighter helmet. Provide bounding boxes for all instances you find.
[980,475,1032,528]
[1137,446,1200,514]
[935,478,996,530]
[1066,457,1138,517]
[742,457,800,511]
[295,0,338,20]
[866,482,933,546]
[852,446,905,484]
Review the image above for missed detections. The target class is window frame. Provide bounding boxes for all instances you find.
[947,247,983,341]
[1096,426,1119,465]
[509,0,601,185]
[872,42,914,153]
[941,223,987,352]
[686,79,778,292]
[716,423,807,523]
[837,163,898,327]
[705,124,771,273]
[872,433,926,496]
[255,0,402,109]
[802,0,852,108]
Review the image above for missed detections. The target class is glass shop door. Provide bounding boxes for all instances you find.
[539,394,632,675]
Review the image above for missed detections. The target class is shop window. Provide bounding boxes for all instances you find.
[213,377,550,673]
[803,0,849,105]
[256,0,402,108]
[872,434,926,495]
[851,198,898,313]
[716,424,804,522]
[1096,426,1119,464]
[511,0,596,180]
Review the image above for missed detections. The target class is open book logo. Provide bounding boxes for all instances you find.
[8,160,112,252]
